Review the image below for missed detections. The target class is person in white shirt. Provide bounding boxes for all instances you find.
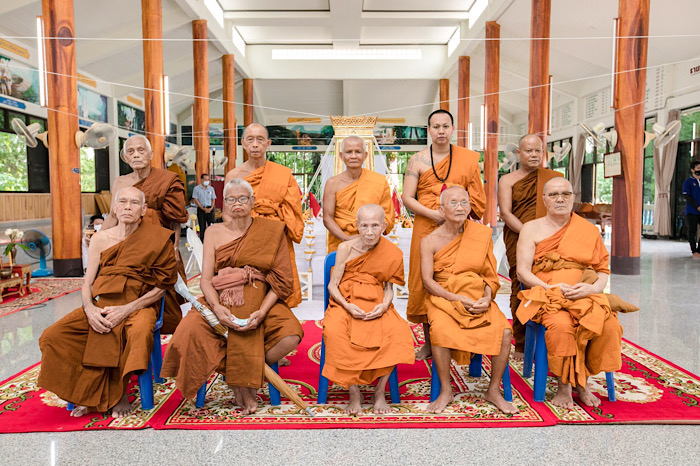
[191,174,217,241]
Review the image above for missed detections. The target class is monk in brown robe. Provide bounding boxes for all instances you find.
[402,109,486,360]
[498,134,563,358]
[323,136,395,253]
[225,124,304,308]
[161,179,303,415]
[102,135,189,334]
[38,187,177,418]
[324,204,415,415]
[421,186,517,414]
[517,178,634,409]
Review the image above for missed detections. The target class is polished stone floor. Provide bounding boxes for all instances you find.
[1,238,698,465]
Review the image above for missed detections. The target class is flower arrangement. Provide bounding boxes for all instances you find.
[3,229,29,268]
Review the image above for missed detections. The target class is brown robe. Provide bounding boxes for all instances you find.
[503,168,563,352]
[322,238,414,387]
[133,167,189,334]
[161,218,304,398]
[38,222,177,412]
[407,145,486,323]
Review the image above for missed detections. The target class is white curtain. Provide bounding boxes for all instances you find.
[570,134,586,203]
[653,109,681,236]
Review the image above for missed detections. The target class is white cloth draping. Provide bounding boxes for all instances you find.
[570,133,586,203]
[653,110,681,236]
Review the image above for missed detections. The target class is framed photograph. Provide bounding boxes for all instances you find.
[604,152,622,178]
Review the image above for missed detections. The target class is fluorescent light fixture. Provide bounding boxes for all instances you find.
[480,104,486,150]
[447,27,461,57]
[36,16,47,107]
[163,75,170,135]
[272,48,422,60]
[469,0,489,29]
[231,26,246,57]
[468,122,473,150]
[204,0,224,28]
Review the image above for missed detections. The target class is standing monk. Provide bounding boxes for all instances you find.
[101,135,189,334]
[421,187,517,414]
[402,109,486,360]
[497,134,563,358]
[324,204,414,415]
[39,187,178,418]
[161,179,303,415]
[323,135,395,253]
[516,178,635,409]
[224,124,304,308]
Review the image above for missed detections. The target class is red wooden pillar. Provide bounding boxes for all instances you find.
[242,78,254,161]
[483,21,500,227]
[458,56,470,149]
[142,0,164,168]
[192,19,210,180]
[528,0,551,156]
[222,54,236,172]
[439,78,449,112]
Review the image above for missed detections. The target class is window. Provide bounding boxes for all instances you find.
[547,137,572,178]
[385,151,413,193]
[0,131,28,191]
[679,106,700,145]
[643,116,656,205]
[267,151,321,200]
[0,110,48,192]
[581,135,611,204]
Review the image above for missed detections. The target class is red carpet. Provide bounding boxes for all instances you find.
[0,278,83,318]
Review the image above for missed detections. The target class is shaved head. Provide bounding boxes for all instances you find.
[518,133,542,149]
[115,186,145,205]
[357,203,385,223]
[542,177,573,194]
[439,185,469,205]
[341,135,366,153]
[242,123,269,139]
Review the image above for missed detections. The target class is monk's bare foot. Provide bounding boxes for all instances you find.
[427,391,454,414]
[345,385,363,416]
[484,388,519,414]
[576,384,601,408]
[232,386,244,409]
[550,380,574,410]
[241,387,258,415]
[372,392,391,415]
[512,351,524,362]
[69,405,89,417]
[278,357,291,367]
[111,392,132,419]
[415,344,432,361]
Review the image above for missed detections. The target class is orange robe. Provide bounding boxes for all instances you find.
[516,213,624,387]
[246,161,304,308]
[322,238,414,387]
[326,169,395,253]
[38,222,177,411]
[407,145,486,323]
[503,168,563,351]
[161,218,304,398]
[133,167,189,334]
[425,221,511,364]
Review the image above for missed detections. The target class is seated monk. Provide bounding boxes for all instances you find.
[421,186,517,414]
[323,204,415,415]
[161,179,303,415]
[516,178,636,409]
[323,136,395,253]
[38,187,178,418]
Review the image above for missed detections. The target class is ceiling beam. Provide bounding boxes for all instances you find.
[329,0,361,49]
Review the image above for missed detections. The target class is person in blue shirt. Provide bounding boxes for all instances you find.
[682,160,700,259]
[191,173,217,241]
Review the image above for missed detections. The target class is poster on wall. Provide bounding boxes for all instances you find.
[78,86,108,123]
[267,125,334,146]
[117,101,145,134]
[375,125,427,145]
[209,122,224,146]
[0,55,40,105]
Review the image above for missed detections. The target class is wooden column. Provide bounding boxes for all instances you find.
[483,21,500,227]
[528,0,551,154]
[242,78,254,161]
[192,19,209,181]
[439,78,449,112]
[611,0,649,275]
[142,0,164,168]
[458,56,470,148]
[222,54,236,172]
[41,0,82,276]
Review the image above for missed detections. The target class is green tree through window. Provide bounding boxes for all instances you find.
[0,132,28,191]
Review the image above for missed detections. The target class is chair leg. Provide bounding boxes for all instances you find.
[532,323,549,402]
[469,354,483,377]
[195,381,207,408]
[388,366,400,404]
[429,359,441,403]
[522,321,536,378]
[151,330,164,384]
[317,340,330,404]
[269,362,281,406]
[502,364,513,403]
[137,364,155,410]
[606,372,617,402]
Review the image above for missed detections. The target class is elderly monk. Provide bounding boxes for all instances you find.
[161,179,303,415]
[38,187,178,418]
[421,186,517,414]
[323,204,414,415]
[517,178,634,409]
[323,136,395,253]
[101,135,189,334]
[224,124,304,308]
[403,109,486,361]
[498,134,563,358]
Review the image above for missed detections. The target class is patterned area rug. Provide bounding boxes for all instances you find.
[0,278,83,318]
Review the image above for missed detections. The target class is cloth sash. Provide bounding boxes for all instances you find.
[212,266,266,307]
[339,271,385,349]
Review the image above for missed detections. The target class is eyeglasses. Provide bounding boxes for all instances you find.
[224,196,252,205]
[443,200,469,207]
[545,191,573,200]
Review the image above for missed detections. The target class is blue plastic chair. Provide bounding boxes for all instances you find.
[429,354,513,403]
[195,363,281,408]
[317,251,401,405]
[67,296,166,412]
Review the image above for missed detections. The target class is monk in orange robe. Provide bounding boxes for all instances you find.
[225,124,304,308]
[402,110,486,360]
[323,136,395,253]
[498,134,563,356]
[421,186,517,414]
[38,187,178,418]
[323,204,414,415]
[162,179,303,415]
[102,135,189,334]
[516,178,635,409]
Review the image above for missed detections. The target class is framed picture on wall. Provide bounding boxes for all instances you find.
[604,152,622,177]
